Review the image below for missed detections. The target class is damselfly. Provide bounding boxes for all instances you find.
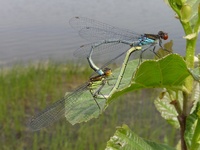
[29,45,142,131]
[70,17,170,75]
[29,67,112,131]
[29,17,169,130]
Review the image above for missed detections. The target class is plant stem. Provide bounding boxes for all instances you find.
[184,37,196,92]
[181,20,197,150]
[183,38,196,115]
[167,1,200,150]
[177,114,187,150]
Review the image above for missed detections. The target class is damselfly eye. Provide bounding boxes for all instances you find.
[103,68,112,76]
[158,31,168,40]
[162,33,168,40]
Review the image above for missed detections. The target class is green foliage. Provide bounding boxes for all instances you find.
[154,91,180,129]
[0,62,177,149]
[105,124,175,150]
[105,0,200,150]
[2,0,200,149]
[107,54,192,104]
[103,54,199,150]
[188,103,200,150]
[63,54,193,126]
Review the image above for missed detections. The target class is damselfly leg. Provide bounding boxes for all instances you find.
[70,17,171,74]
[29,66,113,130]
[88,67,112,110]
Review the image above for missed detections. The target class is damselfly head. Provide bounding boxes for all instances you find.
[158,31,168,40]
[103,68,112,77]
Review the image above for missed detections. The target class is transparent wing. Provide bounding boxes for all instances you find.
[29,50,138,131]
[69,17,141,42]
[28,83,89,131]
[73,41,131,59]
[29,45,157,130]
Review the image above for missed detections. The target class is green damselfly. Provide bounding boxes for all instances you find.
[29,17,171,131]
[29,46,142,131]
[29,67,112,131]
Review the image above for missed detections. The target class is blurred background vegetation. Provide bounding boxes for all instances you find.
[0,61,179,150]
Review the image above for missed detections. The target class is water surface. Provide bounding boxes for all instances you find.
[0,0,199,65]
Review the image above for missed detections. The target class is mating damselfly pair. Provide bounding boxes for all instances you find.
[29,17,170,131]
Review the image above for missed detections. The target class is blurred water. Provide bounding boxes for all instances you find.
[0,0,199,65]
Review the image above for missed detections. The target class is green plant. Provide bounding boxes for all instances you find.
[103,0,200,150]
[5,1,198,149]
[0,62,177,149]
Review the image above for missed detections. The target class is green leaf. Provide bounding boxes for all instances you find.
[64,54,193,125]
[133,54,187,86]
[188,68,200,81]
[190,82,200,113]
[154,91,180,128]
[64,88,107,125]
[105,124,175,150]
[184,81,200,149]
[155,81,200,129]
[187,0,200,32]
[185,110,198,148]
[64,56,139,125]
[155,40,174,58]
[188,57,200,81]
[107,54,190,104]
[185,103,200,150]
